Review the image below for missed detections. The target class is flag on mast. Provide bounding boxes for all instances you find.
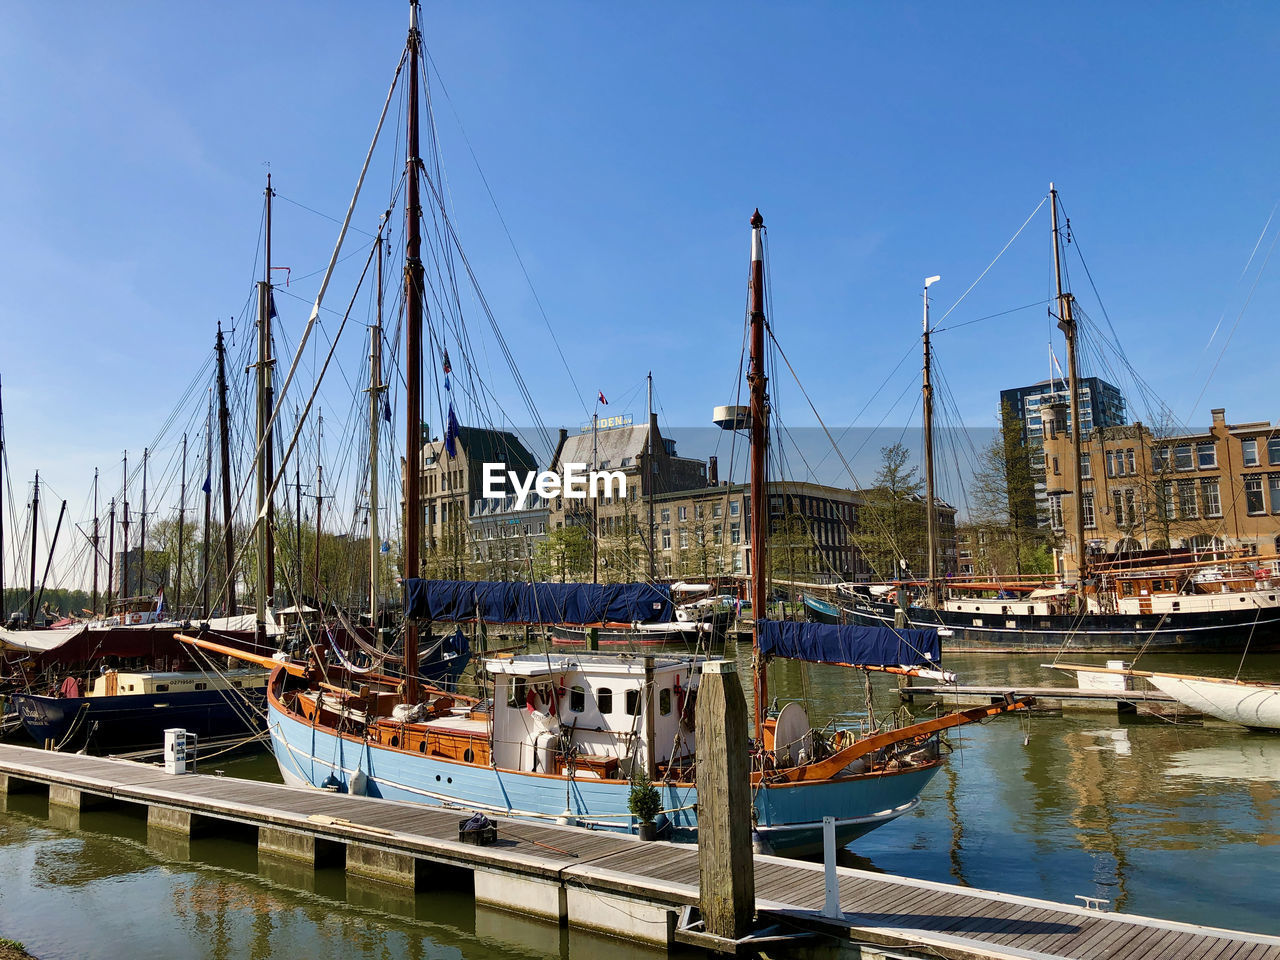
[597,391,608,406]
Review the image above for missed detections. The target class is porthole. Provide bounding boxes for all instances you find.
[436,775,441,782]
[463,748,474,763]
[419,741,427,753]
[447,777,453,784]
[390,735,400,747]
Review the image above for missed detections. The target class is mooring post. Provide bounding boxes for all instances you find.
[587,626,599,651]
[822,816,842,918]
[695,659,755,940]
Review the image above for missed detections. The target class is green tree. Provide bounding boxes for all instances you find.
[533,526,591,582]
[853,443,926,580]
[967,403,1051,576]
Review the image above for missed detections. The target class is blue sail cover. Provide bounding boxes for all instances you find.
[756,619,941,667]
[403,579,674,625]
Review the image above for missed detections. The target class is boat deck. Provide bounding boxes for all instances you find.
[0,742,1276,958]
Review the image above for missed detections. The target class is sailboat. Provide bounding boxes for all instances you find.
[191,3,1031,857]
[835,186,1280,654]
[1049,662,1280,731]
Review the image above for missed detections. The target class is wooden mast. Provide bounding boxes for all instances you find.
[91,469,100,616]
[140,447,148,594]
[176,433,188,615]
[747,209,769,738]
[369,226,386,625]
[922,275,940,606]
[646,371,656,581]
[202,391,213,619]
[1051,184,1087,589]
[120,453,129,601]
[26,471,38,624]
[106,497,116,612]
[256,174,277,626]
[403,0,424,704]
[216,321,236,615]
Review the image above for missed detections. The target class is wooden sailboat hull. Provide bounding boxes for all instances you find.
[550,611,730,648]
[266,677,939,856]
[841,598,1280,654]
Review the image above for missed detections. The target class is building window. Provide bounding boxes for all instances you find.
[1174,444,1194,471]
[712,503,722,518]
[1080,453,1091,479]
[660,508,670,523]
[597,687,613,714]
[1049,494,1063,530]
[1113,489,1125,523]
[1126,449,1136,474]
[1124,488,1136,526]
[678,528,689,549]
[1242,439,1260,467]
[1152,447,1168,473]
[1161,482,1175,520]
[1082,493,1095,529]
[730,522,741,544]
[1269,437,1280,466]
[1178,480,1197,519]
[678,506,688,520]
[1106,451,1116,477]
[1052,457,1060,476]
[1196,442,1216,469]
[661,529,671,550]
[1201,479,1221,518]
[1245,476,1264,515]
[729,500,740,516]
[1271,476,1280,515]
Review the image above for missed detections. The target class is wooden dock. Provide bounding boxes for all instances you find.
[0,742,1274,958]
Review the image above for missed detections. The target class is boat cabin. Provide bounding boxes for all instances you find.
[485,653,705,778]
[88,668,269,698]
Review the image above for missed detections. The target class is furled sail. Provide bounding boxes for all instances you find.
[403,579,674,625]
[757,620,941,668]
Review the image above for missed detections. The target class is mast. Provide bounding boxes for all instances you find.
[295,424,302,603]
[646,371,656,581]
[0,375,6,615]
[91,469,100,616]
[402,0,424,704]
[1051,183,1087,588]
[922,275,940,606]
[26,471,38,624]
[256,174,277,625]
[216,322,236,615]
[591,410,599,583]
[369,226,386,624]
[202,391,213,618]
[106,497,116,612]
[747,209,769,738]
[120,453,129,602]
[314,458,323,598]
[177,433,188,615]
[140,447,148,593]
[33,499,66,618]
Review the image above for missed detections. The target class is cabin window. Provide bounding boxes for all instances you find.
[154,684,169,692]
[659,688,672,716]
[1171,601,1180,611]
[569,685,586,713]
[232,680,243,688]
[194,682,208,691]
[625,689,641,716]
[597,687,613,714]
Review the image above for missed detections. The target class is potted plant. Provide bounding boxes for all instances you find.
[628,769,662,841]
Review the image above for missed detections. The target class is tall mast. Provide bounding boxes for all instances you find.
[403,0,425,704]
[314,457,323,599]
[106,497,116,612]
[646,371,656,581]
[120,453,130,601]
[295,417,303,603]
[1050,183,1087,587]
[140,447,149,593]
[91,469,100,616]
[591,410,599,583]
[747,209,769,738]
[922,275,940,606]
[203,391,213,618]
[216,322,236,615]
[256,174,277,625]
[26,471,38,624]
[369,226,386,624]
[176,433,188,614]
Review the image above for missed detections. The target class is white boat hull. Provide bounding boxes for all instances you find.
[1145,675,1280,730]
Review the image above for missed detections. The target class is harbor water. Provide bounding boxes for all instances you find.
[0,649,1277,957]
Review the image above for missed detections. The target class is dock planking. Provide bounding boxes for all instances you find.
[1,743,1278,959]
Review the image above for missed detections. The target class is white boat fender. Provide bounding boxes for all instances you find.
[351,768,368,796]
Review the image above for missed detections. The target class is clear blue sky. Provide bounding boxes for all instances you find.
[1,2,1278,584]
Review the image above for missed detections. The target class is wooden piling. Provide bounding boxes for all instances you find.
[694,659,754,940]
